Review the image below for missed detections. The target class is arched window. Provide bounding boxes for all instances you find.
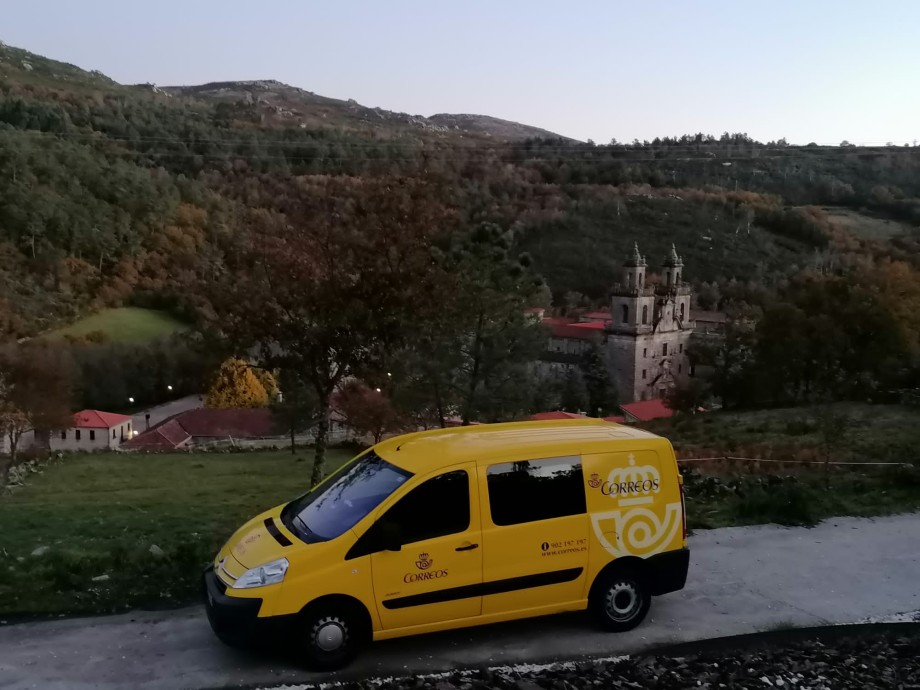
[680,303,685,320]
[621,305,629,324]
[641,305,648,325]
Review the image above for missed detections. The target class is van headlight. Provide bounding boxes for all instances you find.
[232,558,289,589]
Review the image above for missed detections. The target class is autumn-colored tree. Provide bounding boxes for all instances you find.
[204,177,450,485]
[205,358,269,409]
[254,368,279,401]
[333,380,403,444]
[0,344,74,487]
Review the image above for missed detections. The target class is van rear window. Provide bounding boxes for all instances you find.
[486,456,586,526]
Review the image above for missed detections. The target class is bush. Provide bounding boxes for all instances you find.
[784,419,816,436]
[732,482,818,526]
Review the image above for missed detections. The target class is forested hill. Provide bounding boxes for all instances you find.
[1,40,920,339]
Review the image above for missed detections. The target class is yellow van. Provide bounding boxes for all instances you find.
[203,419,688,669]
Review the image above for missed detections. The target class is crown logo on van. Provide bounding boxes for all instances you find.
[599,455,661,503]
[415,553,432,570]
[588,473,602,489]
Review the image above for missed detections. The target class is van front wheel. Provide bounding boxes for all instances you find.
[589,569,651,632]
[299,606,363,671]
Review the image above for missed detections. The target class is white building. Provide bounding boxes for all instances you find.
[51,410,134,452]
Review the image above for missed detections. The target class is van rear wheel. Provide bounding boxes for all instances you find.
[299,605,364,671]
[590,568,651,632]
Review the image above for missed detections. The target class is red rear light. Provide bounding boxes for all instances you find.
[678,475,687,542]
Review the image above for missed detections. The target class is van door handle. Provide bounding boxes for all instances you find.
[455,543,479,552]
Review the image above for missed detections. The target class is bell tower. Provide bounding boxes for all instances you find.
[610,243,654,334]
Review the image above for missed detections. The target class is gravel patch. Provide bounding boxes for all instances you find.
[257,633,919,690]
[858,610,920,624]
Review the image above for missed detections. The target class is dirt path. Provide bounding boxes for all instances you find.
[1,513,918,690]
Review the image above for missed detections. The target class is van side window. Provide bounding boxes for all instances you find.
[382,470,470,545]
[487,457,586,526]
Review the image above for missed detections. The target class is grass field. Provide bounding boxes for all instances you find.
[650,402,920,530]
[684,466,920,531]
[0,448,353,619]
[646,402,920,463]
[44,307,190,343]
[820,206,911,241]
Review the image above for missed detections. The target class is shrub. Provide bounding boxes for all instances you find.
[732,482,818,527]
[784,419,815,436]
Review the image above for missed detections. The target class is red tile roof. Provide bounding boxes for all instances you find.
[124,419,191,450]
[122,408,277,450]
[619,399,674,422]
[603,415,627,424]
[169,408,276,437]
[580,310,612,322]
[72,410,132,429]
[569,321,607,330]
[547,321,606,340]
[691,310,727,323]
[529,411,586,421]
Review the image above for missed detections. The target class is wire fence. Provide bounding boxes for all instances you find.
[677,455,911,468]
[187,428,365,451]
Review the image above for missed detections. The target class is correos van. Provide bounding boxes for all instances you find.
[203,419,689,669]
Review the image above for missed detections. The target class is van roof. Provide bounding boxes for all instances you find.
[374,418,664,473]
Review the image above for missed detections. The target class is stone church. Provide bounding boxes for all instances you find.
[540,243,695,404]
[607,243,694,402]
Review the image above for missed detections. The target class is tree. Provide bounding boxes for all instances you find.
[364,221,547,429]
[664,379,710,415]
[205,358,269,409]
[204,177,448,485]
[333,380,402,444]
[0,344,74,487]
[560,368,589,413]
[444,224,549,425]
[580,344,617,416]
[270,369,317,455]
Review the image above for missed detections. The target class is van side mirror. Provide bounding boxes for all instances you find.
[378,521,402,552]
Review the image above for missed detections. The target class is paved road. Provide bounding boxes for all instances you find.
[131,395,203,433]
[1,513,918,690]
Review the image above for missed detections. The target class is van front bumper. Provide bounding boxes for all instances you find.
[202,566,291,646]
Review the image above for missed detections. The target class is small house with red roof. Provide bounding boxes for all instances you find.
[618,399,674,423]
[51,410,134,452]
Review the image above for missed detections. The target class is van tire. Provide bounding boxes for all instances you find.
[589,567,651,633]
[299,603,366,671]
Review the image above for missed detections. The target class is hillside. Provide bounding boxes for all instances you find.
[160,80,565,141]
[1,41,920,338]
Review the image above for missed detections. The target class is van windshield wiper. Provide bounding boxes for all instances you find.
[293,514,326,543]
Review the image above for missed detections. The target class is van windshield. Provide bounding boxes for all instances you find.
[281,451,412,543]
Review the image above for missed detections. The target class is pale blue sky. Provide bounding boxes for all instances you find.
[4,0,919,144]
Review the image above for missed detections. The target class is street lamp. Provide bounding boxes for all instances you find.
[167,385,173,392]
[375,388,382,393]
[128,397,135,404]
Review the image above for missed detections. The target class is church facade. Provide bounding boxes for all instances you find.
[606,244,694,402]
[541,243,695,404]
